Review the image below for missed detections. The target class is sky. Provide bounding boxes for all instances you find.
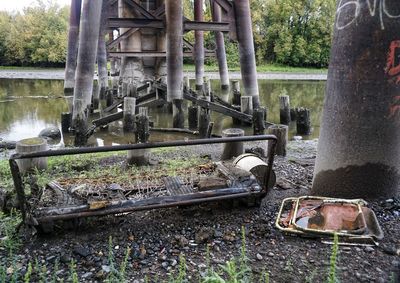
[0,0,70,12]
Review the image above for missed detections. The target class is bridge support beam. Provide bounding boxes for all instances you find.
[234,0,259,108]
[194,0,205,92]
[166,0,184,128]
[312,1,400,198]
[64,0,82,95]
[72,0,103,146]
[212,0,230,102]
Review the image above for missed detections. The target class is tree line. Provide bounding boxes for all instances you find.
[0,0,336,68]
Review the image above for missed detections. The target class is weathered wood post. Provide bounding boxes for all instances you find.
[16,138,49,174]
[64,0,82,95]
[231,80,241,125]
[241,96,253,126]
[188,106,198,130]
[267,125,288,157]
[198,107,211,138]
[221,128,244,160]
[312,1,400,198]
[166,0,185,128]
[194,0,205,92]
[279,95,291,125]
[296,108,311,135]
[253,108,266,135]
[211,0,230,102]
[203,77,211,99]
[233,0,260,108]
[127,107,150,166]
[61,112,72,133]
[97,0,109,95]
[123,97,136,132]
[72,0,103,146]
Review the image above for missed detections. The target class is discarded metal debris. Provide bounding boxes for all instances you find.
[276,196,384,243]
[9,135,277,228]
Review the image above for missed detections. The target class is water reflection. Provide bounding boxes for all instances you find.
[0,78,326,145]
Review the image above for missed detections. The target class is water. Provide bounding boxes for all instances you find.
[0,78,326,146]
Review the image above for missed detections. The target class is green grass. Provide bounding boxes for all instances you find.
[0,66,63,71]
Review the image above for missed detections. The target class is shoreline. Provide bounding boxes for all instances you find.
[0,69,327,81]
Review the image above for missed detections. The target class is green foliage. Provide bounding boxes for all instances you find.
[328,233,339,283]
[0,0,68,67]
[254,0,336,67]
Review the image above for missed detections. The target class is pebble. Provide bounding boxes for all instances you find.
[161,262,169,269]
[364,246,374,253]
[82,272,93,279]
[101,265,111,273]
[170,259,178,267]
[73,246,91,257]
[267,252,274,257]
[256,253,263,260]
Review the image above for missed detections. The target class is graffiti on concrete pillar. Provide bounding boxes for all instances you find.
[385,40,400,119]
[336,0,400,30]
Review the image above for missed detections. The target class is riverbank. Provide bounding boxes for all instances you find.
[0,140,399,282]
[0,67,327,81]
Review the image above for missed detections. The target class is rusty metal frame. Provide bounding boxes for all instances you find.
[275,196,383,242]
[9,135,277,224]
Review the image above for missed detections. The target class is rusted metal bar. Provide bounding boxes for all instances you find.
[64,0,82,95]
[108,18,164,29]
[123,0,155,19]
[213,0,232,13]
[108,18,230,32]
[233,0,260,108]
[194,0,205,90]
[312,0,400,199]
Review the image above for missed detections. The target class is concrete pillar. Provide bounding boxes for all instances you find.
[72,0,103,146]
[166,0,184,128]
[312,1,400,199]
[118,0,144,84]
[194,0,205,91]
[211,0,229,102]
[97,0,109,92]
[234,0,260,108]
[64,0,82,95]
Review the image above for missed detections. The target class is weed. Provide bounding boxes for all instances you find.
[327,233,339,283]
[24,262,32,283]
[69,259,79,283]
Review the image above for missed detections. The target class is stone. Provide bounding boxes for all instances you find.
[267,252,274,257]
[101,265,111,273]
[82,272,93,279]
[364,246,374,253]
[256,253,263,260]
[195,227,214,244]
[39,126,61,140]
[73,245,91,257]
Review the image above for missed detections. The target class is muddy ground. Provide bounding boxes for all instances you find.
[1,140,399,282]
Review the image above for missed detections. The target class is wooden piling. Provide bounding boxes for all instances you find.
[253,108,265,135]
[127,107,150,166]
[61,112,72,133]
[221,128,244,160]
[267,124,288,157]
[232,80,241,105]
[203,77,211,100]
[194,0,205,91]
[296,108,311,135]
[183,76,190,91]
[106,89,114,107]
[234,0,260,108]
[123,97,136,132]
[188,106,198,130]
[16,138,49,174]
[198,107,210,138]
[92,81,100,111]
[72,0,102,146]
[166,0,184,128]
[64,0,82,95]
[279,95,291,125]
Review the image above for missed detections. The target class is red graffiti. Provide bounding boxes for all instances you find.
[385,40,400,84]
[389,96,400,118]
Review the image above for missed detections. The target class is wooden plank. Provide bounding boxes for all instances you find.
[92,111,123,127]
[214,0,232,13]
[185,21,230,32]
[108,18,164,29]
[123,0,155,19]
[108,51,214,58]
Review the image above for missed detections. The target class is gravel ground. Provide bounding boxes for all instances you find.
[0,140,399,282]
[0,69,327,81]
